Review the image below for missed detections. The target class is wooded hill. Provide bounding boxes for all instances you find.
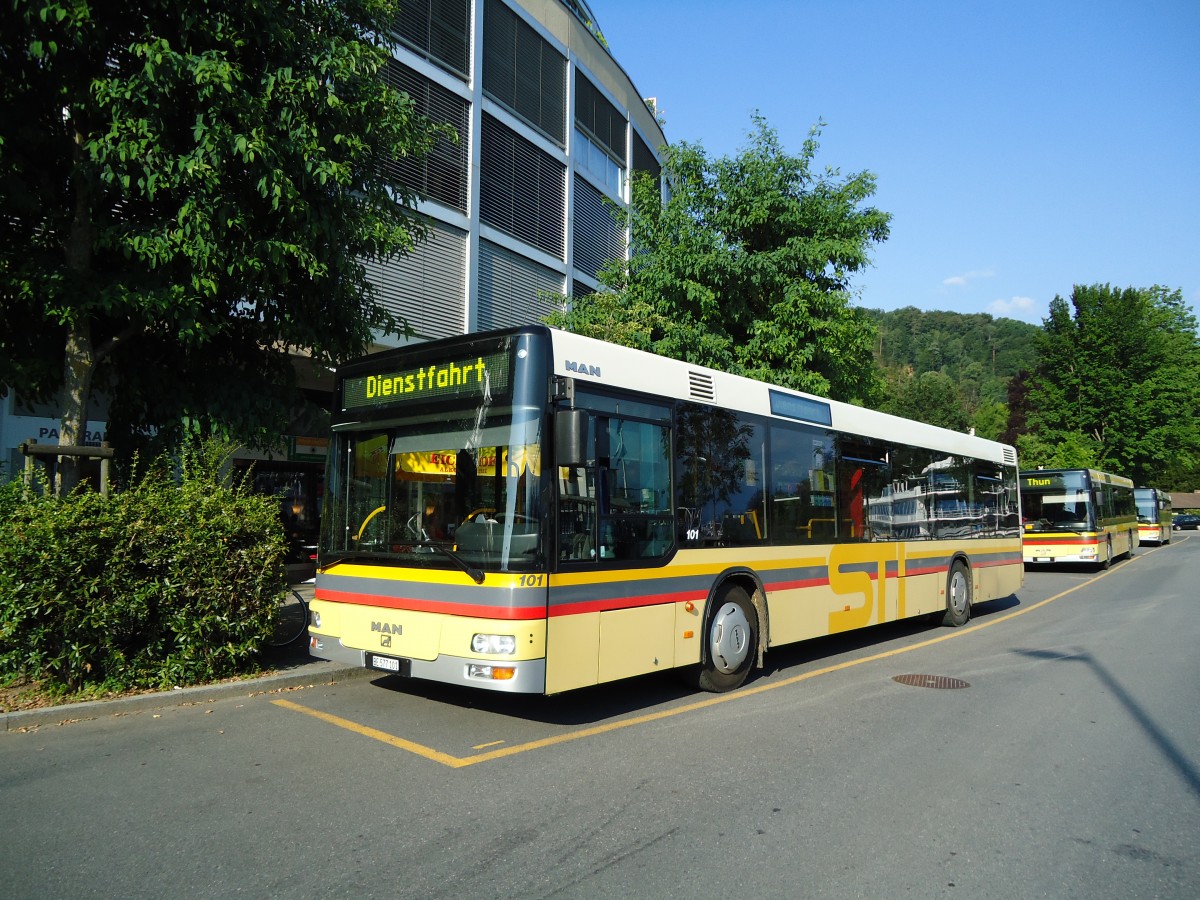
[860,306,1042,438]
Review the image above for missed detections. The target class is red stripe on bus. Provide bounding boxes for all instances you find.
[548,587,707,617]
[904,564,947,577]
[764,576,829,592]
[315,588,545,620]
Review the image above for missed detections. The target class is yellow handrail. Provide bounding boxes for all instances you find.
[355,505,387,542]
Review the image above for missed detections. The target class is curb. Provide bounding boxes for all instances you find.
[2,661,370,732]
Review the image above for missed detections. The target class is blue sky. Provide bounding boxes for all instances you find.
[592,0,1199,324]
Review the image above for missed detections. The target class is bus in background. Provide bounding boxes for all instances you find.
[310,325,1024,695]
[1134,487,1172,545]
[1020,469,1138,568]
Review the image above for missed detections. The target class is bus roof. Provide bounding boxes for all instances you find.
[548,327,1016,467]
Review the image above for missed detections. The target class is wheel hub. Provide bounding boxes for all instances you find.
[710,602,751,673]
[949,569,968,617]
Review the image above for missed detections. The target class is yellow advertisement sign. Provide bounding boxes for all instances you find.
[395,446,541,478]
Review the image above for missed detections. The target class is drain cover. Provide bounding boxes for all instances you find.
[892,674,970,689]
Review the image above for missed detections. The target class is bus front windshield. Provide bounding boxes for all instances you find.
[1134,491,1158,524]
[322,409,544,573]
[1023,487,1092,532]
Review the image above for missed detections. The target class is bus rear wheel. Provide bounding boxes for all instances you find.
[693,583,758,693]
[942,560,972,627]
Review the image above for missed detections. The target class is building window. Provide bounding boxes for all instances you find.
[632,130,662,180]
[573,174,624,278]
[574,129,622,198]
[482,0,566,145]
[476,239,564,330]
[479,113,565,258]
[363,220,467,340]
[574,73,626,165]
[382,60,469,213]
[393,0,472,79]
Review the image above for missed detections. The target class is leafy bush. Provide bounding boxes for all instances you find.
[0,441,288,692]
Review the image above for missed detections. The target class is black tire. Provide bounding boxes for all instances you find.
[1099,538,1112,570]
[942,560,972,627]
[268,589,309,647]
[693,583,758,693]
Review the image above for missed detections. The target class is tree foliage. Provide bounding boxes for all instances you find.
[0,0,437,489]
[1020,284,1200,487]
[880,371,971,432]
[548,116,891,405]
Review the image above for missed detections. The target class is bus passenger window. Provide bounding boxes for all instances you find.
[837,440,891,542]
[768,424,834,544]
[678,405,765,548]
[602,418,672,560]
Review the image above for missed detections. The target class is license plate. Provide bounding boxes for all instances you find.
[367,653,408,674]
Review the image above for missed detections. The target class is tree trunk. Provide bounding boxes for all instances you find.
[58,323,94,496]
[59,117,94,496]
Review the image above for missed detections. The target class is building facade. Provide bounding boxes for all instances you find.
[371,0,665,345]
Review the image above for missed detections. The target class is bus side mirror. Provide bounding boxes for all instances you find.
[555,409,588,468]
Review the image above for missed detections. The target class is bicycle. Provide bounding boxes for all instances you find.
[268,586,311,648]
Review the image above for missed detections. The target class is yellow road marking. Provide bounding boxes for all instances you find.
[274,542,1176,767]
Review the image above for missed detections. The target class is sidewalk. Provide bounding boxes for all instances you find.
[1,584,366,732]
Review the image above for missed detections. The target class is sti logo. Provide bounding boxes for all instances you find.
[565,360,601,378]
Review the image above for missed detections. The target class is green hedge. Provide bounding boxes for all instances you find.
[0,442,288,693]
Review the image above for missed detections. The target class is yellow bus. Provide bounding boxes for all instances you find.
[1020,468,1138,568]
[1134,487,1172,545]
[309,326,1024,694]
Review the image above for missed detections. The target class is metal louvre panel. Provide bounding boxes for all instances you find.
[480,114,565,258]
[574,74,626,165]
[363,220,467,340]
[572,174,625,278]
[393,0,470,78]
[382,60,469,212]
[482,0,566,144]
[476,239,565,330]
[688,371,717,403]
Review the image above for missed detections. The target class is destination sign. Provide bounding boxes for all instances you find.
[342,350,511,410]
[1020,471,1085,491]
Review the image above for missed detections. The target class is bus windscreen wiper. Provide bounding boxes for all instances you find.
[418,541,485,584]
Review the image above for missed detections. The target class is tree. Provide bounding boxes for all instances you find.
[0,0,437,492]
[881,370,971,432]
[548,115,891,405]
[1021,284,1200,486]
[971,399,1008,442]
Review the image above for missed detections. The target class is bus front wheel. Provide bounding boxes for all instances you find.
[943,561,972,627]
[693,583,758,693]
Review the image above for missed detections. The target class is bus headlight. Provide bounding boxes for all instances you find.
[471,633,516,655]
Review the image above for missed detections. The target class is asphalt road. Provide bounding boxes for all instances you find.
[2,536,1198,898]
